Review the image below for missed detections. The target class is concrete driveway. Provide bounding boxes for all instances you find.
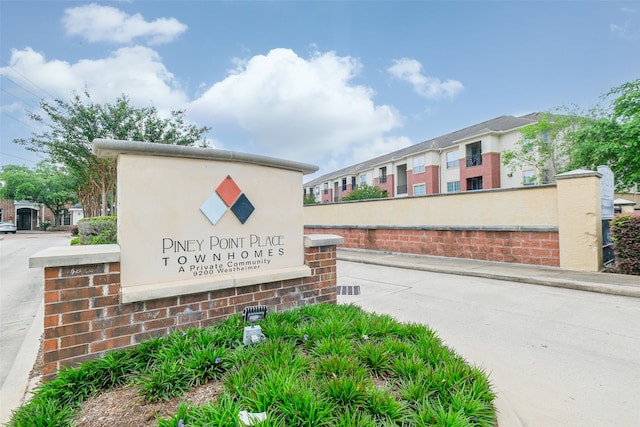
[337,260,640,427]
[0,231,70,423]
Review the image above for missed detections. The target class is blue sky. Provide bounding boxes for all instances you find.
[1,1,639,180]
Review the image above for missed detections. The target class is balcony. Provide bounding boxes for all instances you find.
[396,184,407,194]
[465,155,482,167]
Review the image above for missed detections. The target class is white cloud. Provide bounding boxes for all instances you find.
[0,46,188,113]
[62,3,187,45]
[611,7,640,40]
[189,48,403,168]
[388,58,463,99]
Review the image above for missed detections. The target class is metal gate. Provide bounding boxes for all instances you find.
[602,219,615,267]
[598,166,615,268]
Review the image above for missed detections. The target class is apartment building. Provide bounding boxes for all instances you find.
[305,113,551,202]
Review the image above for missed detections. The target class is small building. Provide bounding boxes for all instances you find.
[0,198,81,230]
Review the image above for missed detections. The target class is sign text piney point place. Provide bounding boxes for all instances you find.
[161,234,286,275]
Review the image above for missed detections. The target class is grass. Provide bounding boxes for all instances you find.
[7,303,496,426]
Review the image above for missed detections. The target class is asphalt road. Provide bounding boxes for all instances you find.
[0,231,70,421]
[337,260,640,427]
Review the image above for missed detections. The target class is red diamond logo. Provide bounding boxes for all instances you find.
[216,175,242,207]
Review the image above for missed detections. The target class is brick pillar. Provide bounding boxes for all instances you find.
[43,262,122,379]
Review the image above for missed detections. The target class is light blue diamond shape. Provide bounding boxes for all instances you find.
[200,192,227,225]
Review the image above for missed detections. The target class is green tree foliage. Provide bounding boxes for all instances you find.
[15,91,211,217]
[303,195,318,205]
[341,184,388,201]
[501,113,576,185]
[565,79,640,190]
[0,162,77,227]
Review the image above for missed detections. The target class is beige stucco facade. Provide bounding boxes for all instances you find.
[556,170,603,271]
[305,185,558,228]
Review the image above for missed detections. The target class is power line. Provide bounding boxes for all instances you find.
[0,58,58,101]
[0,151,45,165]
[1,111,45,133]
[1,85,41,112]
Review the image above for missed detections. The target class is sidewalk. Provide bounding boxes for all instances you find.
[338,248,640,298]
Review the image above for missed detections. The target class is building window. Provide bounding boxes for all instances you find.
[447,181,460,193]
[360,174,366,187]
[342,178,347,191]
[467,177,483,190]
[379,167,387,184]
[58,211,71,226]
[542,169,551,184]
[523,138,535,153]
[523,170,535,186]
[446,150,460,169]
[413,183,426,196]
[351,176,357,190]
[413,156,425,173]
[465,142,482,167]
[323,183,329,195]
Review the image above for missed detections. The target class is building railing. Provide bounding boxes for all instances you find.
[466,155,482,167]
[379,176,387,184]
[397,184,407,194]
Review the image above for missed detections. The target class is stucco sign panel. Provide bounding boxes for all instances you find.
[114,151,311,302]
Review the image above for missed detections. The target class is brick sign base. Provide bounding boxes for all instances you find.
[40,242,339,380]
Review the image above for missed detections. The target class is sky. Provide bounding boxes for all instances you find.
[1,1,639,181]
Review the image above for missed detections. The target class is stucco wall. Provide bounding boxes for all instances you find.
[304,185,558,228]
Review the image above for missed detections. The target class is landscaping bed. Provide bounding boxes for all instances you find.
[8,304,496,426]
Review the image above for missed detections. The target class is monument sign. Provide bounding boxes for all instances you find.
[94,139,318,303]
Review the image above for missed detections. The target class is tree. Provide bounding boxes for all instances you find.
[303,195,317,205]
[15,91,211,217]
[501,113,576,185]
[341,184,388,201]
[0,162,77,227]
[565,79,640,190]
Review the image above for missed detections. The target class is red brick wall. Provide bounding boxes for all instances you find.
[305,227,559,266]
[460,152,501,191]
[374,174,395,197]
[42,245,338,380]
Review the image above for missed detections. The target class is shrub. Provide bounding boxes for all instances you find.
[341,185,388,201]
[69,225,79,236]
[78,216,117,245]
[303,195,317,205]
[611,213,640,275]
[40,220,51,231]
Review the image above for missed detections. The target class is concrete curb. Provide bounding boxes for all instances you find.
[338,251,640,299]
[0,299,44,424]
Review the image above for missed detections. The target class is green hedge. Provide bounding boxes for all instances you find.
[77,216,118,245]
[611,213,640,275]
